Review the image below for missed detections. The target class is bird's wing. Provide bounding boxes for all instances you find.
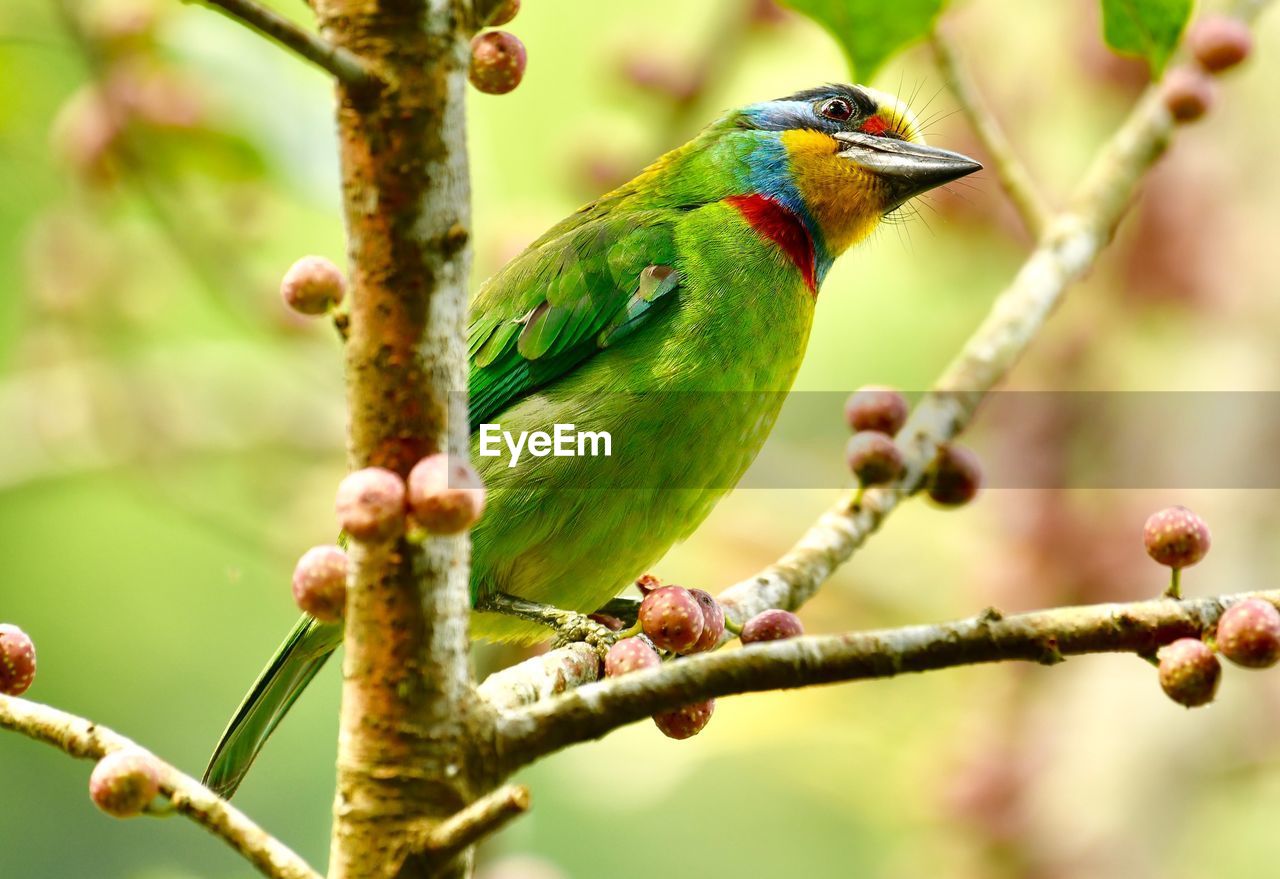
[467,210,681,428]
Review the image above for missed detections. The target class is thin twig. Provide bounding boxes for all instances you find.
[929,29,1051,238]
[0,696,322,879]
[192,0,382,92]
[476,2,1275,715]
[495,591,1276,767]
[405,785,530,872]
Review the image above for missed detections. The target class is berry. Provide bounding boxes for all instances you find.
[1162,67,1215,123]
[1157,638,1221,707]
[844,386,909,435]
[335,467,406,541]
[1189,15,1252,74]
[89,749,162,817]
[845,431,904,486]
[926,444,982,507]
[0,624,37,696]
[280,255,345,316]
[653,699,714,739]
[1216,599,1280,669]
[638,586,704,654]
[588,612,626,632]
[483,0,519,26]
[469,31,526,95]
[292,545,348,622]
[605,637,661,677]
[407,454,486,535]
[686,589,726,653]
[740,609,804,644]
[1143,506,1211,569]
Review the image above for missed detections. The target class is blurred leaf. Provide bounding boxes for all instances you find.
[1100,0,1192,74]
[781,0,946,79]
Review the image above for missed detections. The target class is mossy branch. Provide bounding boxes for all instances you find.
[494,592,1277,767]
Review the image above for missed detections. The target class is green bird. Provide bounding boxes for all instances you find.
[204,84,980,796]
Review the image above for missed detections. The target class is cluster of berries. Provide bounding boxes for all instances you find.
[603,578,804,740]
[843,386,982,507]
[1162,15,1253,123]
[292,456,487,622]
[1144,506,1280,708]
[470,2,526,95]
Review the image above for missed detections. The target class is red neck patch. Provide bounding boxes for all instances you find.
[726,194,817,295]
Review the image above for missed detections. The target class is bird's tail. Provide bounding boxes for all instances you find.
[202,614,343,798]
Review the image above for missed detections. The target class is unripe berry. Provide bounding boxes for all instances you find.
[407,454,486,535]
[335,467,406,541]
[469,31,526,95]
[1162,66,1215,123]
[605,637,661,677]
[686,588,726,653]
[926,444,982,507]
[1157,638,1221,707]
[280,255,345,316]
[0,624,37,696]
[1189,15,1253,74]
[292,545,348,622]
[653,698,715,740]
[483,0,519,26]
[1143,506,1211,569]
[740,609,804,644]
[844,386,909,435]
[845,431,904,486]
[638,586,704,654]
[89,749,162,817]
[1216,599,1280,669]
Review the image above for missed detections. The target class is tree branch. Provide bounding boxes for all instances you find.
[929,28,1051,238]
[495,591,1277,767]
[318,0,491,877]
[0,695,321,879]
[192,0,383,92]
[402,785,530,874]
[475,4,1276,714]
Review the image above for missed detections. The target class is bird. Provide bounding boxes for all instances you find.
[203,83,980,797]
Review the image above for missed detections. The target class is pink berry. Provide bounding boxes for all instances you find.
[845,431,904,486]
[844,386,909,435]
[1162,66,1215,123]
[292,545,348,622]
[0,624,36,696]
[1216,599,1280,669]
[1143,506,1211,569]
[469,31,526,95]
[686,589,726,654]
[927,444,982,507]
[1157,638,1220,707]
[280,255,345,316]
[1189,15,1252,74]
[90,749,162,817]
[335,467,406,541]
[406,453,486,535]
[654,699,715,739]
[605,637,661,677]
[638,586,704,654]
[740,609,804,644]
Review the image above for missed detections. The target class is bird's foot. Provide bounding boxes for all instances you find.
[478,593,620,655]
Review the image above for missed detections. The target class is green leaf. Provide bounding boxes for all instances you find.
[782,0,947,80]
[1100,0,1193,74]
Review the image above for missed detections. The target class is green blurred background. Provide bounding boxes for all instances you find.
[4,0,1280,876]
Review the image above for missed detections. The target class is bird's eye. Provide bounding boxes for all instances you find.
[819,98,855,122]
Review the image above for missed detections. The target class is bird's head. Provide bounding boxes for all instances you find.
[733,84,981,256]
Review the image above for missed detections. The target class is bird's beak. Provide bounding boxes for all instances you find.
[834,131,982,212]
